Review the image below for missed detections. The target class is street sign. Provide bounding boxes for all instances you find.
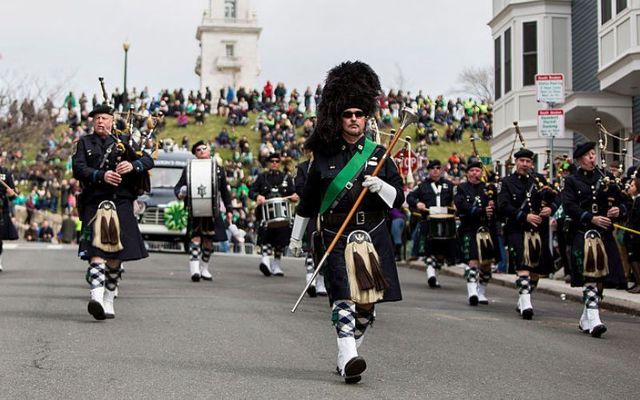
[394,148,418,175]
[536,74,565,104]
[537,109,565,138]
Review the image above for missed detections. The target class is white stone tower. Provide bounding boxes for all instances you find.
[195,0,261,99]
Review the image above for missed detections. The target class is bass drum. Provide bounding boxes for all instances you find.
[187,158,219,218]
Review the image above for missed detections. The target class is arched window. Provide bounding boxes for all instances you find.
[225,0,236,19]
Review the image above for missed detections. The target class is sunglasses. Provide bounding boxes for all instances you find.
[269,159,280,163]
[195,147,208,152]
[342,110,366,119]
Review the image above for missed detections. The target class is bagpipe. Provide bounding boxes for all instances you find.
[469,135,497,267]
[594,117,640,235]
[512,121,558,208]
[98,77,162,195]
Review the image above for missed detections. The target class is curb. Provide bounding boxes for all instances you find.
[397,260,640,317]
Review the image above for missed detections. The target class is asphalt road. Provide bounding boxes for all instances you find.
[1,245,639,399]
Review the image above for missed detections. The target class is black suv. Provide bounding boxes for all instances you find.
[136,149,194,252]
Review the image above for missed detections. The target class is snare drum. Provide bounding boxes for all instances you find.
[187,158,219,217]
[427,214,456,240]
[261,197,292,228]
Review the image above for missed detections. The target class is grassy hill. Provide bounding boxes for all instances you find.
[158,113,490,166]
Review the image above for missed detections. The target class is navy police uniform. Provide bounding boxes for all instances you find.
[72,133,154,261]
[296,136,404,304]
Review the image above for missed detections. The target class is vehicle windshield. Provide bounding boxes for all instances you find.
[151,167,183,189]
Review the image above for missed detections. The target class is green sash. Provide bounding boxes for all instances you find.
[319,139,377,215]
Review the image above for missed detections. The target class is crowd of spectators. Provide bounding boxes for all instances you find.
[1,79,493,250]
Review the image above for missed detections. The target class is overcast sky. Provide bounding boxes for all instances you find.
[0,0,493,101]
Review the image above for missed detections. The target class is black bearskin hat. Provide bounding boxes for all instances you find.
[305,61,381,153]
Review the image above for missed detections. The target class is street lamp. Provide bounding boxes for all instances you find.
[122,41,130,94]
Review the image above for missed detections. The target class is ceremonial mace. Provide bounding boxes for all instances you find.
[291,107,418,313]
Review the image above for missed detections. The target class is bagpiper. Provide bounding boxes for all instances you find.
[454,159,499,305]
[498,148,556,320]
[561,142,628,337]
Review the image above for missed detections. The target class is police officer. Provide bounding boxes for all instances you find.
[289,61,404,384]
[72,103,154,320]
[249,152,298,276]
[561,142,628,337]
[406,159,456,288]
[0,156,19,272]
[454,159,498,305]
[174,140,233,282]
[498,148,555,320]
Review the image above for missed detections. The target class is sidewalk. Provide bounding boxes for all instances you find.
[398,260,640,317]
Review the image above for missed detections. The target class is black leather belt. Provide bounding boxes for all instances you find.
[321,211,387,227]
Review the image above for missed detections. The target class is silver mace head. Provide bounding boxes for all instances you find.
[399,107,418,130]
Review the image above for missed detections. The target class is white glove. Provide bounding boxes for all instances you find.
[363,175,397,208]
[289,214,310,257]
[362,175,384,193]
[289,238,303,257]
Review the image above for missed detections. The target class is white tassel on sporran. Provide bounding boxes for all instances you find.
[91,200,123,253]
[523,230,541,269]
[476,226,495,268]
[345,230,387,304]
[583,230,609,278]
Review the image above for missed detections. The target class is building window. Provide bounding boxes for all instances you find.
[495,36,501,100]
[226,44,235,57]
[522,21,537,86]
[616,0,627,13]
[225,0,236,19]
[504,28,512,94]
[601,0,612,24]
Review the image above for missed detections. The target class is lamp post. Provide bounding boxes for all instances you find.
[122,41,130,94]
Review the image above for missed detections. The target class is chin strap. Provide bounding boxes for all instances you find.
[291,215,310,241]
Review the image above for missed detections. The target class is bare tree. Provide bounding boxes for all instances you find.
[453,65,494,103]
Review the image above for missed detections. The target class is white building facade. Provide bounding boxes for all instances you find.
[195,0,261,98]
[490,0,638,173]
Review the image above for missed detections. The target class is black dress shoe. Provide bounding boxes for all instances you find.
[259,263,271,277]
[306,285,317,297]
[88,301,106,320]
[343,356,366,384]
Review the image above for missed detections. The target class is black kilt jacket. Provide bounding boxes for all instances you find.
[406,177,457,261]
[454,180,500,263]
[296,136,404,304]
[0,167,18,241]
[249,168,295,248]
[72,133,154,261]
[560,168,628,287]
[498,172,555,274]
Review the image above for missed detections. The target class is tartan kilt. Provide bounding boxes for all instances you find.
[320,220,402,305]
[569,229,625,288]
[504,227,553,275]
[188,214,228,242]
[78,198,148,261]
